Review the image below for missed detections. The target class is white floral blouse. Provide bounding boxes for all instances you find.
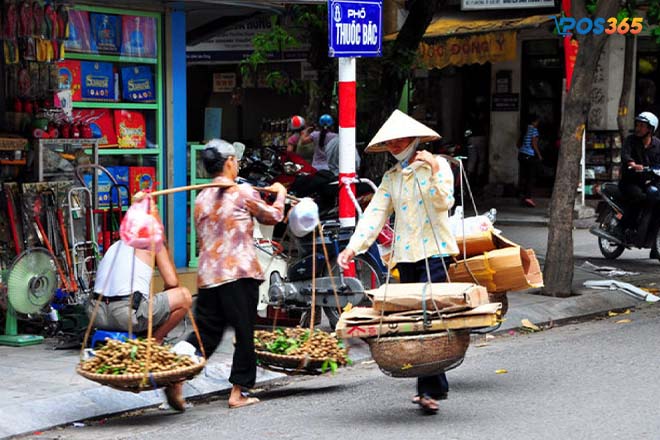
[346,155,459,263]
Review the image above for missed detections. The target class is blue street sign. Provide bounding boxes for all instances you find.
[328,0,382,58]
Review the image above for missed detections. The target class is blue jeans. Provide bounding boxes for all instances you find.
[396,257,451,399]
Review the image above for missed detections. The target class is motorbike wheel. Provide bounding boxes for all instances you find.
[598,211,625,260]
[300,255,384,330]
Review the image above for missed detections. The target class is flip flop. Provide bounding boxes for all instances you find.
[228,396,260,409]
[417,395,439,414]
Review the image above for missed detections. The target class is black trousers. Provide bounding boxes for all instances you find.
[187,278,260,389]
[618,181,647,230]
[518,153,539,199]
[396,257,451,400]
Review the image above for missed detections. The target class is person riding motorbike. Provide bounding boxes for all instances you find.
[618,112,660,256]
[291,114,339,211]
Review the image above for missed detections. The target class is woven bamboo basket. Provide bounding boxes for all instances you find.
[488,292,509,316]
[366,331,470,378]
[76,359,206,393]
[256,350,330,375]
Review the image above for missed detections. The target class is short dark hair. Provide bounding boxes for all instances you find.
[529,114,540,124]
[201,147,229,176]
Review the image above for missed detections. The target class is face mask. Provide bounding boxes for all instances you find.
[391,142,416,162]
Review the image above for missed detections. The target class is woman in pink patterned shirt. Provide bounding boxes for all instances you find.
[184,139,286,409]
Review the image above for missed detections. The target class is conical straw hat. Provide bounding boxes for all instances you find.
[365,109,441,153]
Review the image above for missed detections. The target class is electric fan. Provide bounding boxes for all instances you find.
[0,248,57,347]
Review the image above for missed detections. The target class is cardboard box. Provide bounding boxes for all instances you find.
[129,166,155,198]
[449,246,544,293]
[115,110,146,148]
[454,230,497,258]
[57,60,82,101]
[336,303,501,339]
[81,61,115,101]
[73,109,117,147]
[367,282,490,313]
[81,168,128,208]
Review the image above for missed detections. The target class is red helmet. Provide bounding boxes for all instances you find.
[289,115,306,131]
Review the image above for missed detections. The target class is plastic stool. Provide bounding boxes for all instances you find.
[90,330,136,348]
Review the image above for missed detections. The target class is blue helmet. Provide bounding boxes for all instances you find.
[319,114,334,128]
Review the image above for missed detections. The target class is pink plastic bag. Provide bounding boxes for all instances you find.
[120,197,163,251]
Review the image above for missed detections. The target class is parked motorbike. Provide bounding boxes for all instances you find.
[262,220,385,329]
[589,166,660,261]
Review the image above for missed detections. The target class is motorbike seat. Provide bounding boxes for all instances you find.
[600,182,626,206]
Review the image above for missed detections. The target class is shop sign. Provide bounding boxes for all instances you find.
[213,73,236,93]
[301,61,318,81]
[418,32,516,70]
[328,0,382,57]
[462,0,554,10]
[491,93,519,112]
[187,16,309,62]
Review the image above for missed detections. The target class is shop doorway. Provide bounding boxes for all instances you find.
[521,39,562,196]
[409,63,491,188]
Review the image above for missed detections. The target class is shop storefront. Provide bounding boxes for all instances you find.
[185,15,312,146]
[395,12,559,196]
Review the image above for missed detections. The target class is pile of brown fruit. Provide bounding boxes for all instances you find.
[80,338,196,375]
[254,327,349,365]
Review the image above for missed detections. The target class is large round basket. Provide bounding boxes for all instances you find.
[488,292,509,316]
[366,331,470,378]
[256,350,329,375]
[76,359,206,393]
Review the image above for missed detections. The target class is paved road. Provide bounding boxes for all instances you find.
[27,303,660,440]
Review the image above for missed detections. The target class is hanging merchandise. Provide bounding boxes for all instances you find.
[114,110,146,148]
[3,2,19,64]
[121,15,156,58]
[90,13,121,54]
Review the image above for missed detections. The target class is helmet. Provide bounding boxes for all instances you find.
[319,114,334,128]
[635,112,658,133]
[289,115,306,132]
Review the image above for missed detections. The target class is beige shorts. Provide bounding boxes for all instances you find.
[88,292,170,334]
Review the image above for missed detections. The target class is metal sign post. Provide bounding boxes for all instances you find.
[328,0,382,231]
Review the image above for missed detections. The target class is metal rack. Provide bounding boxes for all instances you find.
[34,138,100,182]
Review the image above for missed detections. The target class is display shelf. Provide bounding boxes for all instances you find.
[65,4,164,215]
[86,148,161,155]
[72,102,158,110]
[65,52,158,65]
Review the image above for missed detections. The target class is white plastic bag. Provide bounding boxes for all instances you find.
[448,206,497,237]
[288,197,319,238]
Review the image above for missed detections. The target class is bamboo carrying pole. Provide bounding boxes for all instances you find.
[133,182,301,203]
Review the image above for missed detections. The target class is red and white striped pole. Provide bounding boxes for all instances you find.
[338,57,356,229]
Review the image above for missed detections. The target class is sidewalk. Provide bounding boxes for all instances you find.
[473,196,597,228]
[0,198,644,439]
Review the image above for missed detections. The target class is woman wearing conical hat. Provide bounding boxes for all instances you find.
[337,110,459,414]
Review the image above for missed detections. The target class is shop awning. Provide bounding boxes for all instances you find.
[386,13,556,70]
[385,13,556,41]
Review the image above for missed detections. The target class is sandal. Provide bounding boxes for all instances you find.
[416,394,439,414]
[228,396,260,409]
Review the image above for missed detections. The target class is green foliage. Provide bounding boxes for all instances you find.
[239,6,328,96]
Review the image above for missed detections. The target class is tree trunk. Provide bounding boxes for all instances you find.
[362,0,445,182]
[543,0,620,297]
[617,34,635,144]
